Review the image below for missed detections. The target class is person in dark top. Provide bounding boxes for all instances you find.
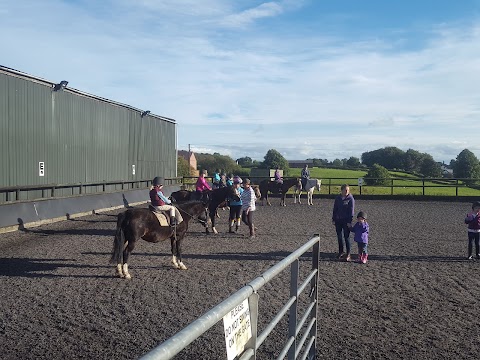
[301,164,310,189]
[332,184,355,261]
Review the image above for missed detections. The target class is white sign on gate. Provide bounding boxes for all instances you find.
[223,299,252,360]
[358,177,364,186]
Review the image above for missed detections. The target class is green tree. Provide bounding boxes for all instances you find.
[262,149,289,173]
[236,156,253,167]
[177,156,194,177]
[331,159,343,167]
[453,149,480,180]
[362,147,405,169]
[196,153,240,175]
[365,164,390,186]
[420,156,442,178]
[403,149,424,173]
[346,156,361,167]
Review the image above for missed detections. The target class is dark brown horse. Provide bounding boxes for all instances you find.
[110,201,208,279]
[259,177,302,206]
[207,186,240,234]
[170,190,210,232]
[170,189,210,204]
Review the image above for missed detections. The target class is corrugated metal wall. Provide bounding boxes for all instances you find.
[0,68,177,201]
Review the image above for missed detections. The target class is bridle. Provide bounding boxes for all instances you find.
[176,202,208,226]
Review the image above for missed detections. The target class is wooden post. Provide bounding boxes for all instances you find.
[391,178,393,195]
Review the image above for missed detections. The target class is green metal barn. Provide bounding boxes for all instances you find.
[0,66,177,203]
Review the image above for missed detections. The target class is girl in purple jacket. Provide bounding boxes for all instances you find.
[351,211,369,264]
[465,201,480,260]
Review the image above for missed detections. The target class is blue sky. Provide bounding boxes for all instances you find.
[2,0,480,162]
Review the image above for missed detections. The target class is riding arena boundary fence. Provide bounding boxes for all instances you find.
[141,235,320,360]
[2,176,479,205]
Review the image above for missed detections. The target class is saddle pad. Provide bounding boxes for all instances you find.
[303,179,318,191]
[153,212,169,226]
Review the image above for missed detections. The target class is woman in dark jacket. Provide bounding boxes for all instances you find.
[332,184,355,261]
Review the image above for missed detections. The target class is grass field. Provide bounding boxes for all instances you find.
[287,167,480,196]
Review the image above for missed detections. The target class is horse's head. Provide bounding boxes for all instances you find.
[229,185,241,202]
[252,185,261,199]
[210,186,238,208]
[315,179,322,191]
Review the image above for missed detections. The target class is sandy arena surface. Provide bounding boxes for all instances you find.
[1,197,479,359]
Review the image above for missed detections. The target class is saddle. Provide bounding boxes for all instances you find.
[272,181,283,193]
[148,205,174,227]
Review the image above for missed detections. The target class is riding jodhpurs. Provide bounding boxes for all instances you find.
[152,205,183,223]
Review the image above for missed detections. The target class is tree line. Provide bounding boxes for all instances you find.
[178,146,480,181]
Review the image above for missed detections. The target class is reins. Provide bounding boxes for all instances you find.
[175,203,208,225]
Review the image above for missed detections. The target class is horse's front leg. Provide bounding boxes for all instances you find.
[308,190,313,205]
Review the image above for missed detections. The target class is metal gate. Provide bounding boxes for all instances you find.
[141,235,320,360]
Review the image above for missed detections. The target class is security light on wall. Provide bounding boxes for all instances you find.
[53,80,68,91]
[141,110,151,118]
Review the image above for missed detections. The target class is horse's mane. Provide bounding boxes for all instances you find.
[176,200,205,208]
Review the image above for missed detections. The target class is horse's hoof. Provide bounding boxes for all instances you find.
[178,262,188,270]
[213,227,218,234]
[124,273,132,280]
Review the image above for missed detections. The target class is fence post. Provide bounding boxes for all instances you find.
[328,179,331,195]
[456,179,459,197]
[308,235,320,360]
[287,259,299,360]
[422,178,425,196]
[390,178,393,195]
[244,292,259,360]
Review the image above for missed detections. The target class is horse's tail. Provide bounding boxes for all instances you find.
[259,181,267,200]
[110,213,125,264]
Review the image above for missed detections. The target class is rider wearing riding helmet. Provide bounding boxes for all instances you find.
[226,173,234,187]
[228,176,243,233]
[274,167,283,193]
[196,170,212,196]
[301,164,310,189]
[150,177,183,225]
[212,169,221,189]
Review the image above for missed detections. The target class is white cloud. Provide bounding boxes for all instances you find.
[1,1,480,162]
[219,2,283,27]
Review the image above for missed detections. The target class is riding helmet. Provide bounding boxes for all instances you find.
[357,211,367,220]
[233,176,243,184]
[152,177,164,186]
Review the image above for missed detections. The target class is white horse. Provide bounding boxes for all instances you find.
[294,179,321,205]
